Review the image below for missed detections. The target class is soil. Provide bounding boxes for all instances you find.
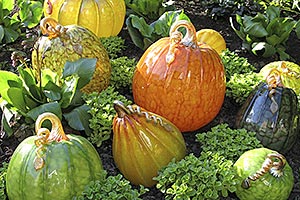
[1,2,300,200]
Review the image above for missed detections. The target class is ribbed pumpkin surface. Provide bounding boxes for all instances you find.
[44,0,126,37]
[6,113,103,200]
[32,17,111,94]
[132,21,226,132]
[6,135,103,200]
[236,82,299,154]
[112,101,186,187]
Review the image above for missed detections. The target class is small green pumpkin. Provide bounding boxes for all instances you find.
[234,148,294,200]
[236,82,299,154]
[6,112,104,200]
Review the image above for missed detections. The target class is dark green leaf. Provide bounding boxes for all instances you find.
[26,102,62,121]
[0,70,22,90]
[60,76,79,108]
[252,42,276,57]
[126,15,146,49]
[43,81,62,101]
[63,104,91,134]
[244,21,268,38]
[130,15,154,38]
[6,88,27,113]
[3,27,19,43]
[62,58,96,89]
[266,6,280,21]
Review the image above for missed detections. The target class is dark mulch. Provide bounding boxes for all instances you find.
[1,2,300,200]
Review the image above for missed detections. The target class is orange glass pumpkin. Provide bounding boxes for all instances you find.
[112,100,186,187]
[132,20,226,132]
[43,0,126,37]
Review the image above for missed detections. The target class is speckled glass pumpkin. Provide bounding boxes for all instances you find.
[132,20,226,132]
[6,112,104,200]
[112,100,186,187]
[196,28,226,54]
[32,17,111,94]
[43,0,126,37]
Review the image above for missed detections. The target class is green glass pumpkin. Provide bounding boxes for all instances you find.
[236,82,299,154]
[234,148,294,200]
[6,112,104,200]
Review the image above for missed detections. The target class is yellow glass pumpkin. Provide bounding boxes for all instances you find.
[44,0,126,37]
[112,100,187,187]
[196,29,226,54]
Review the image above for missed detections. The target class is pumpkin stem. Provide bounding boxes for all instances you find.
[113,100,132,118]
[167,20,197,65]
[242,153,286,189]
[40,17,68,39]
[35,112,69,142]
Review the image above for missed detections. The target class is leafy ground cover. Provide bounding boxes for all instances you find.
[1,1,300,199]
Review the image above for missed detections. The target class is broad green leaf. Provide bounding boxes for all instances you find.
[252,42,276,57]
[0,70,22,89]
[131,15,154,38]
[126,16,146,49]
[2,0,14,10]
[62,58,96,89]
[266,34,281,46]
[26,102,62,121]
[3,27,20,43]
[43,81,62,101]
[63,104,91,134]
[244,21,268,38]
[60,75,79,108]
[18,1,43,28]
[23,93,39,109]
[230,16,246,40]
[41,68,60,86]
[151,10,190,37]
[18,67,36,86]
[266,6,280,21]
[6,88,27,113]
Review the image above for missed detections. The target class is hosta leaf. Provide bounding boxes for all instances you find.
[0,70,22,89]
[26,102,62,121]
[60,75,79,108]
[63,104,91,134]
[6,87,27,113]
[43,81,61,101]
[252,42,276,57]
[62,58,96,89]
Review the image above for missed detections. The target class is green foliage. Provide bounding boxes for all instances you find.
[198,0,261,18]
[110,56,137,90]
[226,71,263,104]
[83,86,132,147]
[0,0,43,44]
[0,162,8,200]
[230,5,300,60]
[256,0,300,15]
[75,171,148,200]
[125,0,175,22]
[196,124,263,162]
[154,152,240,200]
[220,49,257,80]
[100,36,125,59]
[126,10,190,50]
[0,58,96,137]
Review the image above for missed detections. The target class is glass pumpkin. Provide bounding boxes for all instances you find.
[43,0,126,37]
[259,61,300,96]
[196,28,226,54]
[236,79,299,153]
[112,100,187,187]
[234,148,294,200]
[6,112,104,200]
[132,20,226,132]
[32,17,111,94]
